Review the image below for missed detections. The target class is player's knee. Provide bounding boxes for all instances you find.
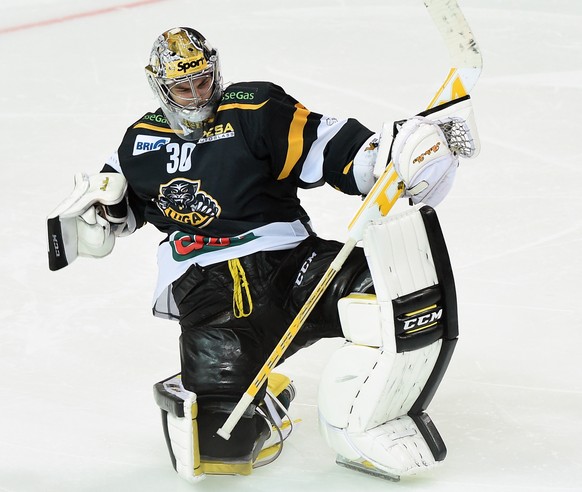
[179,327,263,397]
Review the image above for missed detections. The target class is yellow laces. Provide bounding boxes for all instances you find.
[228,258,253,318]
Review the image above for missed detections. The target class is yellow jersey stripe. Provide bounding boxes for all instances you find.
[217,100,268,112]
[133,122,180,134]
[278,103,310,180]
[343,160,353,175]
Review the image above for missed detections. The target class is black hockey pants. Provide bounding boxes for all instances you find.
[171,235,372,460]
[173,235,372,395]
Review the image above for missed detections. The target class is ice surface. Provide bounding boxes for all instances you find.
[1,1,581,491]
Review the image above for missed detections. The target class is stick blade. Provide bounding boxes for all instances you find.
[424,0,482,108]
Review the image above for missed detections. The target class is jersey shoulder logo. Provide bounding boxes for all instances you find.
[133,135,171,155]
[157,178,221,228]
[197,122,235,144]
[222,87,258,103]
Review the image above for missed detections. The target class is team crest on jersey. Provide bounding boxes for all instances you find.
[157,178,221,228]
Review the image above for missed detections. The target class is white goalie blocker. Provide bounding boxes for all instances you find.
[318,204,458,481]
[47,172,130,271]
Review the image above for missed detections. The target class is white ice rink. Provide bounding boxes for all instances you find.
[1,0,581,490]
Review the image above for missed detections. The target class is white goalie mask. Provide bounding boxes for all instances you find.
[145,27,223,142]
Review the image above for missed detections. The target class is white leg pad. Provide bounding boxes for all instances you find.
[154,375,205,483]
[319,205,457,478]
[320,415,437,477]
[319,341,441,433]
[318,341,442,477]
[166,395,205,483]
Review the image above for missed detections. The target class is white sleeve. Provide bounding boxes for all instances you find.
[104,150,123,174]
[352,133,380,195]
[298,117,348,185]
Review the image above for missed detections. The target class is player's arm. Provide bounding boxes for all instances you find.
[259,86,375,195]
[320,120,377,195]
[324,96,479,205]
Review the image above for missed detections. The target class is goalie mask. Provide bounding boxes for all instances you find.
[145,27,223,142]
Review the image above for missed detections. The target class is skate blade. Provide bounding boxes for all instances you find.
[336,455,400,482]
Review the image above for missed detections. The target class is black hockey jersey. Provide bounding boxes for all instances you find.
[102,81,373,317]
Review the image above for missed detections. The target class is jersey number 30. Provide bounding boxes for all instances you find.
[166,142,195,174]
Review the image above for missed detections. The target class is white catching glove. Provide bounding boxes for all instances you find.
[47,172,128,270]
[389,95,480,207]
[391,117,458,207]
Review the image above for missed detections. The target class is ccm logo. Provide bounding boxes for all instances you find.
[295,252,317,286]
[51,234,61,257]
[403,308,443,331]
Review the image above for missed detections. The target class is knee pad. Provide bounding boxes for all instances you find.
[179,327,264,397]
[318,205,458,480]
[153,373,296,482]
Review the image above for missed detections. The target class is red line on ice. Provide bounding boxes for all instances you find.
[0,0,167,35]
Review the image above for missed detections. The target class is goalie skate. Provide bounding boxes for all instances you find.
[336,456,400,482]
[154,372,297,480]
[253,373,299,468]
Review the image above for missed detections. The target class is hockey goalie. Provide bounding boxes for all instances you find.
[47,24,480,483]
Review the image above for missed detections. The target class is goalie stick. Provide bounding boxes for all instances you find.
[217,0,483,441]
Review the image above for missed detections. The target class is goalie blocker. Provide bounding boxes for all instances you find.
[318,204,457,480]
[47,172,130,271]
